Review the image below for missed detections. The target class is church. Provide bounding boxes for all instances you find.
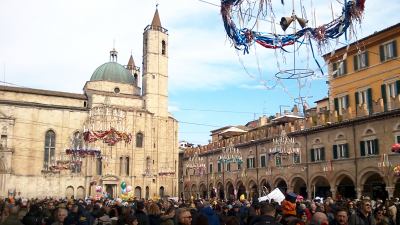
[0,9,179,199]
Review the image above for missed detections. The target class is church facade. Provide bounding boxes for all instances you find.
[0,9,179,199]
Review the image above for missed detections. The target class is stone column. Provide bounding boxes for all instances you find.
[356,187,362,199]
[386,187,395,199]
[330,188,336,199]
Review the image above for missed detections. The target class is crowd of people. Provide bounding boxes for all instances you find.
[0,194,400,225]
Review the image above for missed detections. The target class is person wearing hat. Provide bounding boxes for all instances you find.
[281,193,298,225]
[251,203,280,225]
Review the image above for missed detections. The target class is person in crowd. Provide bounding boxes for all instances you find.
[349,200,375,225]
[51,208,68,225]
[192,213,209,225]
[160,206,175,225]
[134,202,148,225]
[374,208,389,225]
[310,212,329,225]
[176,208,192,225]
[199,202,220,225]
[125,215,138,225]
[252,203,281,225]
[146,203,161,225]
[224,216,240,225]
[1,205,24,225]
[332,208,349,225]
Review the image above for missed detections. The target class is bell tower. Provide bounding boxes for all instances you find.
[142,8,169,118]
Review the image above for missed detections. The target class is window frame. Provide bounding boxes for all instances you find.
[380,40,397,62]
[43,130,56,170]
[354,51,368,71]
[136,132,144,148]
[260,154,267,168]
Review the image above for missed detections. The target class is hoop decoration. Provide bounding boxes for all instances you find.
[221,0,366,53]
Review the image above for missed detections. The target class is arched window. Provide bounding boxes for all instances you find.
[96,158,102,175]
[159,186,165,198]
[136,133,143,148]
[44,130,56,170]
[146,156,151,174]
[161,40,166,55]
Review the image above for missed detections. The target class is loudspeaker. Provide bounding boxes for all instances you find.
[280,16,294,31]
[295,16,308,28]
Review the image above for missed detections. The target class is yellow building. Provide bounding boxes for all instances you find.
[0,9,179,199]
[181,23,400,201]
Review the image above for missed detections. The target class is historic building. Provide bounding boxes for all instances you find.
[0,9,179,199]
[181,23,400,201]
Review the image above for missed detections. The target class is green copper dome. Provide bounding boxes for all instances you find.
[90,62,134,84]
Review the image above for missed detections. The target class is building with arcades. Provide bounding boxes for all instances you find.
[181,23,400,201]
[0,9,179,198]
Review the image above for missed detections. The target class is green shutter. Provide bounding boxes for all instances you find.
[332,63,337,78]
[353,55,358,71]
[355,92,359,113]
[344,143,349,158]
[396,80,400,96]
[334,98,339,113]
[381,84,387,111]
[321,147,325,161]
[397,136,400,143]
[333,145,338,159]
[374,139,379,155]
[365,52,369,67]
[380,45,385,62]
[360,141,366,156]
[246,158,250,169]
[311,149,315,162]
[345,95,350,109]
[343,59,347,74]
[367,88,373,114]
[393,40,398,58]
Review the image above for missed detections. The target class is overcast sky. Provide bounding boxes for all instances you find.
[1,0,399,144]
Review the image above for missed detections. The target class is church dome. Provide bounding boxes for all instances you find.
[90,62,134,84]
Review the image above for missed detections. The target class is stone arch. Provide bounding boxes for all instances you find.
[226,181,235,200]
[333,170,356,186]
[358,167,388,186]
[248,179,258,200]
[76,186,85,199]
[217,182,224,199]
[335,132,346,140]
[363,127,376,136]
[135,186,142,199]
[199,183,207,199]
[236,180,246,199]
[209,183,216,198]
[310,175,331,198]
[259,179,272,195]
[335,174,356,199]
[393,122,400,131]
[65,186,74,199]
[361,171,387,200]
[312,138,322,145]
[289,176,307,198]
[274,177,288,193]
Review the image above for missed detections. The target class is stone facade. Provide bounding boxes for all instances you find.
[0,10,179,199]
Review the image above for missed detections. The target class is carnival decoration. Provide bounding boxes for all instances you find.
[65,149,101,158]
[119,182,135,201]
[83,128,132,146]
[391,143,400,153]
[269,130,299,157]
[217,146,243,164]
[378,154,392,176]
[221,0,366,53]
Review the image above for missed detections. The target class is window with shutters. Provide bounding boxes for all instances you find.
[217,161,222,173]
[293,153,301,164]
[380,40,397,62]
[275,155,282,166]
[353,51,368,71]
[311,147,325,162]
[356,88,373,114]
[247,157,255,169]
[226,162,231,172]
[332,60,347,77]
[335,95,349,115]
[209,163,213,173]
[397,135,400,143]
[360,139,379,156]
[260,154,267,167]
[333,144,349,159]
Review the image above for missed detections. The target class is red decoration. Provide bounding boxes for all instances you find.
[391,143,400,153]
[83,128,132,146]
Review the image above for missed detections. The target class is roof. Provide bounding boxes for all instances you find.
[323,23,400,59]
[151,9,162,27]
[314,97,329,103]
[90,62,134,84]
[272,114,304,123]
[0,85,86,100]
[127,55,135,68]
